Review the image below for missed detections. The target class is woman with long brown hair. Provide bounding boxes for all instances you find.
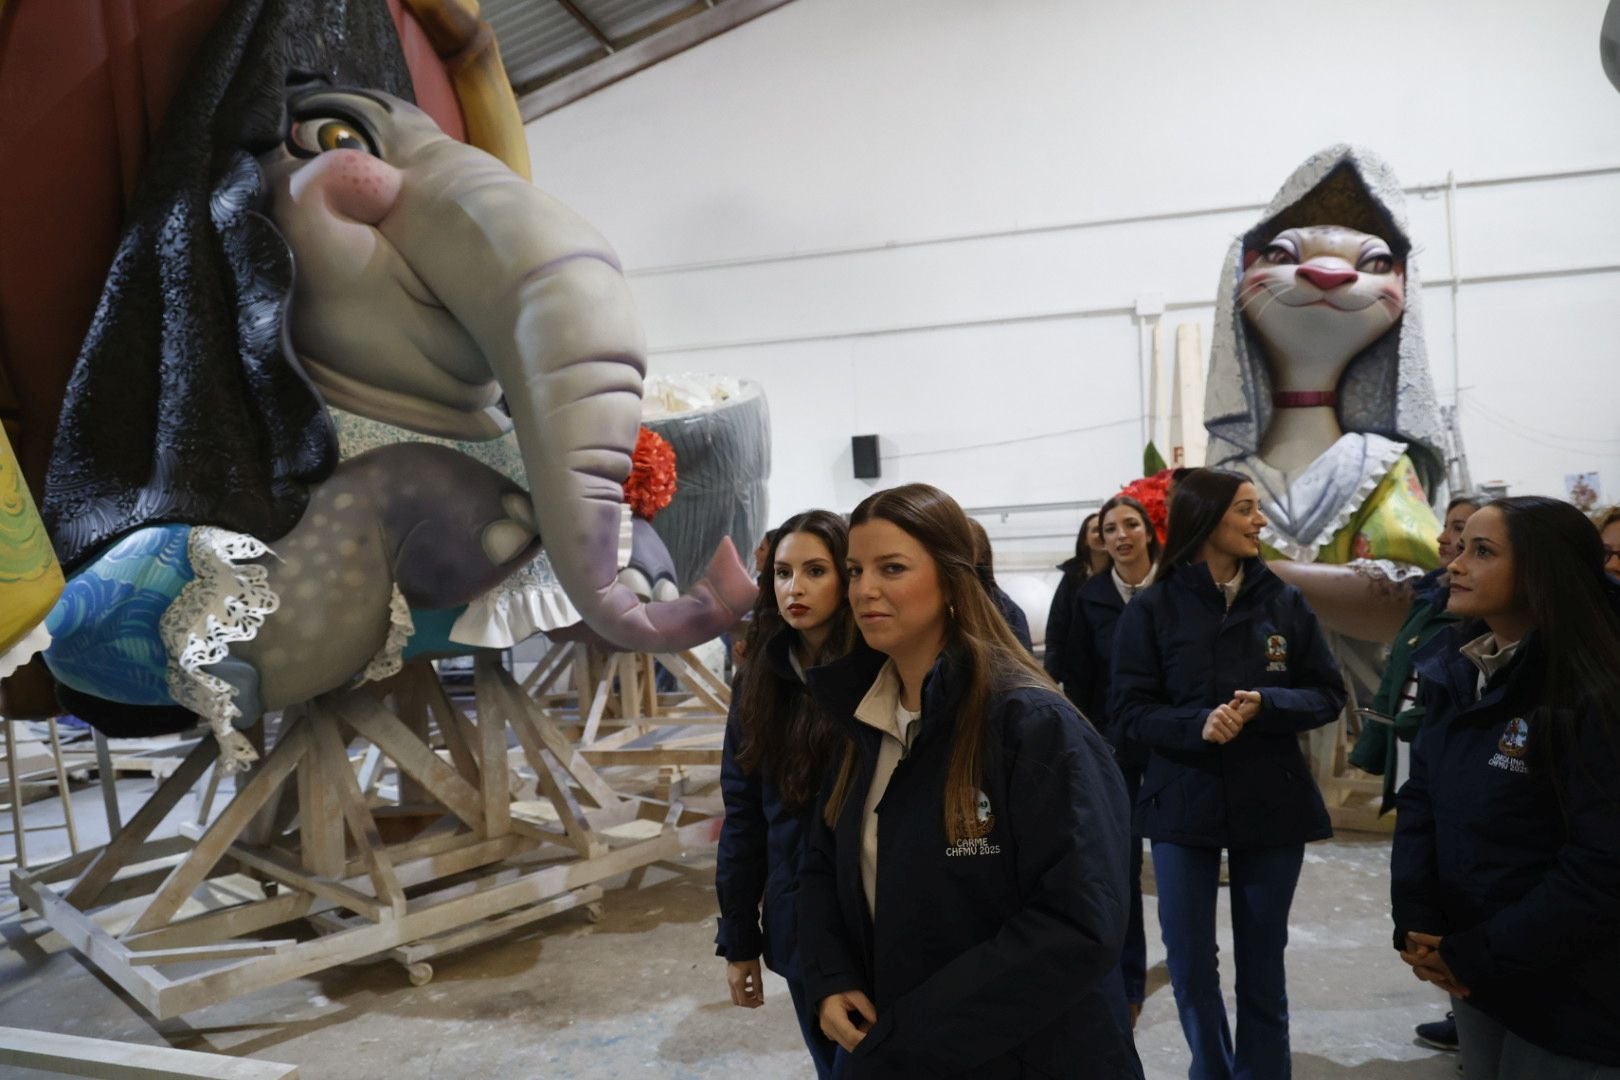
[1110,468,1345,1080]
[1392,496,1620,1077]
[1062,493,1162,1026]
[715,510,856,1078]
[797,483,1141,1078]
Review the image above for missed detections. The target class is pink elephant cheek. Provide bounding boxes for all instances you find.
[289,148,404,225]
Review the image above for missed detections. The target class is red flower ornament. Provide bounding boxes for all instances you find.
[1117,469,1173,545]
[623,427,678,521]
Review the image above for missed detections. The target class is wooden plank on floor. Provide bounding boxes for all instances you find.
[0,1025,299,1079]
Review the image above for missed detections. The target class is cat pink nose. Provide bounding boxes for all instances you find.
[1295,264,1357,291]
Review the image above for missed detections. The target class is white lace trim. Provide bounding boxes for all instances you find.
[159,527,279,772]
[0,622,51,681]
[1347,557,1429,584]
[1261,439,1406,563]
[358,585,414,683]
[449,504,635,649]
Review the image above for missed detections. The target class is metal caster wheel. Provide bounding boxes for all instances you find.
[585,902,604,924]
[406,962,434,987]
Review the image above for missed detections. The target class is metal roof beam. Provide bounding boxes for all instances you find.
[552,0,616,52]
[519,0,797,120]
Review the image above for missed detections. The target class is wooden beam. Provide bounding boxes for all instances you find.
[472,659,513,839]
[295,708,345,879]
[580,748,721,767]
[127,940,297,967]
[0,1025,299,1079]
[127,723,311,935]
[335,696,485,831]
[310,720,405,917]
[225,844,386,923]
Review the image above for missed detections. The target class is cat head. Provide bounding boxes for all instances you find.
[1238,224,1406,387]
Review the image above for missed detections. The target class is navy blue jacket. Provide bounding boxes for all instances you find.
[715,632,827,981]
[1052,571,1150,770]
[1109,558,1344,849]
[798,644,1143,1079]
[1391,625,1620,1065]
[989,582,1033,652]
[1042,566,1089,698]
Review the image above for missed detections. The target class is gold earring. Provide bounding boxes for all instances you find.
[948,603,957,619]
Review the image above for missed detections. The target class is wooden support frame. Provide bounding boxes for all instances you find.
[12,655,724,1019]
[523,645,733,779]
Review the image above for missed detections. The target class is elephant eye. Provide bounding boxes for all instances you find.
[287,116,378,158]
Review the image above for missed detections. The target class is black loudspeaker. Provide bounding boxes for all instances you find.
[852,435,881,479]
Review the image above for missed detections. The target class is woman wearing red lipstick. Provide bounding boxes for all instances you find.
[797,484,1141,1078]
[716,510,856,1078]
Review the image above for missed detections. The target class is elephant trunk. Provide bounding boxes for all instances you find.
[401,164,754,651]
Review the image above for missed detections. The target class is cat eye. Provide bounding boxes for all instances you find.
[1359,254,1394,273]
[1260,243,1297,265]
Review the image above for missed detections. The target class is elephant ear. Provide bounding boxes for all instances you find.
[41,0,416,571]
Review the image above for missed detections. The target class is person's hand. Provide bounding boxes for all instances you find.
[1231,690,1263,723]
[1202,703,1247,744]
[726,959,764,1008]
[818,989,877,1052]
[1400,932,1471,998]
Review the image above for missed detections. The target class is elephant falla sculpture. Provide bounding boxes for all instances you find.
[38,86,756,769]
[1203,145,1446,644]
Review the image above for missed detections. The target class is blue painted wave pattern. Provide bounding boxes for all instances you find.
[43,526,194,706]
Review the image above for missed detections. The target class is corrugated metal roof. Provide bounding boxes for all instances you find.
[479,0,792,108]
[576,0,698,40]
[482,0,604,88]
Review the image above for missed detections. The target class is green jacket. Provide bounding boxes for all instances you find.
[1347,568,1457,813]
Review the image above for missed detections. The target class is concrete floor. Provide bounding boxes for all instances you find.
[0,770,1461,1078]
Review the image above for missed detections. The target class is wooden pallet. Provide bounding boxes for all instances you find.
[10,656,722,1018]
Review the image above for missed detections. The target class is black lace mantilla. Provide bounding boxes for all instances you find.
[42,0,415,570]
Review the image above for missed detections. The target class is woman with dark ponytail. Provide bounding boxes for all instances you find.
[1110,468,1346,1080]
[797,483,1141,1078]
[716,510,856,1078]
[1392,496,1620,1078]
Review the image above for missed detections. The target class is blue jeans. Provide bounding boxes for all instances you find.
[789,977,837,1079]
[1152,841,1304,1080]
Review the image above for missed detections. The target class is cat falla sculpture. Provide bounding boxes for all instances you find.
[1204,145,1446,643]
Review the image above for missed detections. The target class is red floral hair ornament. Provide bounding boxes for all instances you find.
[1117,469,1173,545]
[623,427,678,521]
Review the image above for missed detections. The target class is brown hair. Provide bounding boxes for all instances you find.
[824,484,1058,840]
[1097,494,1163,566]
[734,511,857,811]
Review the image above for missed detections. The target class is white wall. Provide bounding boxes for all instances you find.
[526,0,1620,541]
